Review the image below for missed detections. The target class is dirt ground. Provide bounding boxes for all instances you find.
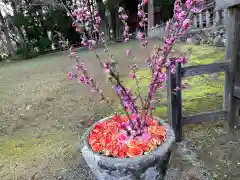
[1,40,240,180]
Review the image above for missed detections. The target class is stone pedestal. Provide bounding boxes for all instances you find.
[81,117,175,180]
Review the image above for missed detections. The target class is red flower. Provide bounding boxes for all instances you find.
[128,139,139,148]
[127,147,143,157]
[138,141,150,152]
[99,138,106,147]
[118,133,127,143]
[91,143,103,152]
[89,136,97,145]
[112,147,119,157]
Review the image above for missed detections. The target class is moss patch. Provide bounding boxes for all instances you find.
[176,44,225,65]
[0,133,75,162]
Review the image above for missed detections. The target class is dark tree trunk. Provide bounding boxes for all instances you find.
[11,0,29,58]
[110,10,117,39]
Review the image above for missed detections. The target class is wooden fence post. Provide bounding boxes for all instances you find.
[228,6,240,129]
[167,64,182,142]
[167,66,176,134]
[175,62,182,142]
[216,0,240,129]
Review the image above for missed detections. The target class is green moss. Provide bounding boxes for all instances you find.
[0,134,74,160]
[153,106,168,119]
[124,69,151,95]
[175,44,225,66]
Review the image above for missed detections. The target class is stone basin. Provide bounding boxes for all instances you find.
[81,116,175,180]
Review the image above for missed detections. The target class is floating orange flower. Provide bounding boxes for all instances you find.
[112,147,119,157]
[127,147,143,157]
[148,125,165,136]
[137,141,150,152]
[89,136,98,145]
[127,139,139,148]
[91,143,103,152]
[151,135,163,145]
[147,139,157,150]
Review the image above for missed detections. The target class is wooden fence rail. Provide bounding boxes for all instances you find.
[167,61,230,142]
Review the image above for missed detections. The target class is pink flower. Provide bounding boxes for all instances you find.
[143,0,148,5]
[118,133,127,143]
[129,72,135,79]
[67,72,73,80]
[125,48,131,56]
[72,11,77,17]
[175,86,181,91]
[76,64,83,70]
[182,82,188,89]
[141,132,151,141]
[191,7,202,13]
[76,28,82,33]
[124,26,130,31]
[137,10,143,18]
[176,11,186,21]
[176,57,187,64]
[185,0,191,9]
[174,22,179,28]
[79,76,85,83]
[103,63,110,73]
[79,75,89,84]
[182,19,191,30]
[122,14,128,20]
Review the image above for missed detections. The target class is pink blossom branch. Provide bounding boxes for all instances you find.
[143,0,203,116]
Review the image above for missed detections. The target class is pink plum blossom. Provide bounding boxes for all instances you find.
[125,48,131,56]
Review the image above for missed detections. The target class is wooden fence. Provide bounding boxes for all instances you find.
[167,61,229,142]
[167,1,240,142]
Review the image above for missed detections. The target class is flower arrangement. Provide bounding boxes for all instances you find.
[66,0,203,158]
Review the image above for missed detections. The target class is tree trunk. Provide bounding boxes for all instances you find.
[11,0,29,58]
[110,10,117,39]
[0,11,15,57]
